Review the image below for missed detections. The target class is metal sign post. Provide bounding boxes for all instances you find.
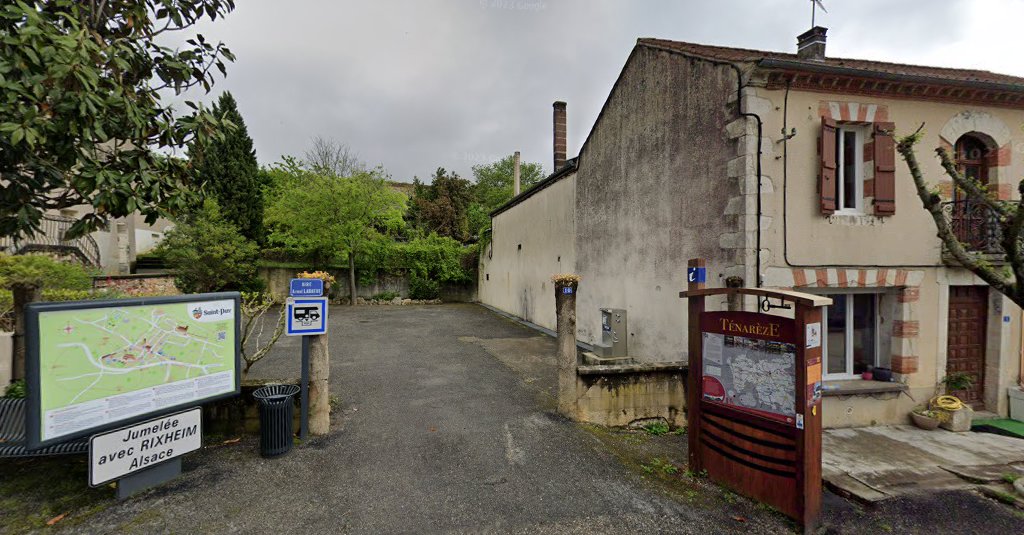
[286,281,328,441]
[300,336,310,440]
[680,258,830,532]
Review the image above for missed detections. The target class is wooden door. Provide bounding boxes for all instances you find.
[946,286,987,409]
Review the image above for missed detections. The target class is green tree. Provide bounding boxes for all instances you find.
[156,199,258,294]
[409,168,473,242]
[190,92,263,242]
[470,154,545,236]
[0,0,236,240]
[265,168,407,305]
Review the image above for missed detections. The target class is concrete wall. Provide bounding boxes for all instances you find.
[478,173,576,331]
[575,363,687,428]
[574,46,741,361]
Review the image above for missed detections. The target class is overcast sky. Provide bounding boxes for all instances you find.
[173,0,1024,182]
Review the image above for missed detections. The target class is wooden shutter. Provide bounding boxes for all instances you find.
[873,122,896,216]
[819,117,837,214]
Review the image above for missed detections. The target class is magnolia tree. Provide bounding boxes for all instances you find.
[897,126,1024,307]
[0,0,236,240]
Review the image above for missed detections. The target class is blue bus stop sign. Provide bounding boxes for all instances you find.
[289,278,324,297]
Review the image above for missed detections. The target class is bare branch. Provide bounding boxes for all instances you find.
[897,132,1015,296]
[936,147,1010,217]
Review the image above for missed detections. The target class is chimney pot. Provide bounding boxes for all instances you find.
[797,26,827,61]
[553,101,567,172]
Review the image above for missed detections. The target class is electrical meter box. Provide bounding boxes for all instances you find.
[599,308,627,357]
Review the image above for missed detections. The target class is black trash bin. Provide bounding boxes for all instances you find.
[252,384,300,458]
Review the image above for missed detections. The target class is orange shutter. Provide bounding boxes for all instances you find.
[819,117,837,214]
[873,122,896,215]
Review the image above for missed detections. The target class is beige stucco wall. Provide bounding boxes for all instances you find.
[751,85,1024,421]
[478,174,576,331]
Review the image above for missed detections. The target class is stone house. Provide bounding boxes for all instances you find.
[478,27,1024,427]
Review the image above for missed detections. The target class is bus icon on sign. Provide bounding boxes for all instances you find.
[293,306,321,325]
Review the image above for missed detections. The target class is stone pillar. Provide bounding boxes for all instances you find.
[554,276,578,418]
[11,283,41,381]
[308,331,331,435]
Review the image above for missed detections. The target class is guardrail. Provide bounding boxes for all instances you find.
[0,214,102,267]
[941,200,1007,255]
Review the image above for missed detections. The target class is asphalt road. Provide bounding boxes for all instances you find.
[64,304,774,534]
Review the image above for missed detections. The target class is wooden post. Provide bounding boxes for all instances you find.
[308,332,330,435]
[554,278,578,418]
[11,283,41,380]
[309,283,332,435]
[795,301,823,532]
[685,258,705,472]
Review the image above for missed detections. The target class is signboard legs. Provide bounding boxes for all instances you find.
[117,458,182,500]
[301,335,310,441]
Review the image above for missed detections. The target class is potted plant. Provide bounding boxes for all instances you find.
[910,406,941,430]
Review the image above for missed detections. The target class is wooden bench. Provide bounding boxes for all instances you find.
[0,398,88,458]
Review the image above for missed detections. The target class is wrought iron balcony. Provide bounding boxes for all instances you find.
[0,214,102,267]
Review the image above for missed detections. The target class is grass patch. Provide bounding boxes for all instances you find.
[641,457,678,476]
[993,490,1019,505]
[643,421,670,436]
[1002,472,1021,484]
[0,456,111,534]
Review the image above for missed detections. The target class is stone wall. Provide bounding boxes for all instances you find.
[259,267,476,303]
[93,274,179,296]
[574,362,687,428]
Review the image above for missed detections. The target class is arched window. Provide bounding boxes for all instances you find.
[954,134,990,200]
[952,134,993,250]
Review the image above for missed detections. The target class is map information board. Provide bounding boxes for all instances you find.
[700,311,797,425]
[27,294,240,447]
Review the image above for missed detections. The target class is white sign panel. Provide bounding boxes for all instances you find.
[89,408,202,486]
[805,322,821,349]
[286,297,328,336]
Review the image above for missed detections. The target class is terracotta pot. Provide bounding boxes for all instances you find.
[910,412,940,430]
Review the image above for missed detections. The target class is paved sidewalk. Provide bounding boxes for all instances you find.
[823,425,1024,502]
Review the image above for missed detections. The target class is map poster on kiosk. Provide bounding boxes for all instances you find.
[700,311,797,426]
[25,293,241,449]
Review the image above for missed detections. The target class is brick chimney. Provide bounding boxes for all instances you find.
[797,26,827,61]
[553,101,567,171]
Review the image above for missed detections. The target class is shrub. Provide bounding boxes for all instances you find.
[372,291,400,301]
[0,254,94,290]
[157,199,260,293]
[409,274,440,300]
[3,379,25,399]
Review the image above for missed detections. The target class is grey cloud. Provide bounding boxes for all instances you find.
[168,0,1017,182]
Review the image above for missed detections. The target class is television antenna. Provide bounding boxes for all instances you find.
[811,0,827,27]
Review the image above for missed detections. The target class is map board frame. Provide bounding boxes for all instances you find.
[24,292,241,450]
[680,259,830,532]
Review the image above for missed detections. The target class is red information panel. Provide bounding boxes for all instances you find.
[700,311,798,426]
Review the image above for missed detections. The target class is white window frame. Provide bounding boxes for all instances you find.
[823,292,880,380]
[834,126,866,214]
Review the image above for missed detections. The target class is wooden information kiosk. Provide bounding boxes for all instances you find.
[680,259,831,531]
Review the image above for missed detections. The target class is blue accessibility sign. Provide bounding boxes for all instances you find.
[290,278,324,297]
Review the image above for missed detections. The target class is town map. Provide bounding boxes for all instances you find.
[702,332,796,423]
[36,298,237,443]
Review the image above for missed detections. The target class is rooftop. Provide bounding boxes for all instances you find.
[638,38,1024,89]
